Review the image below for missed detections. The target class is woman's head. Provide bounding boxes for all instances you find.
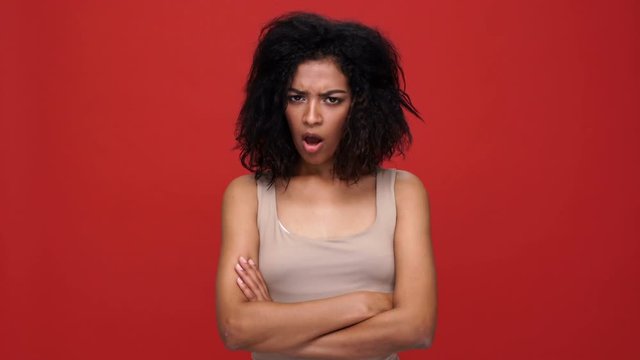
[236,12,420,183]
[285,58,352,173]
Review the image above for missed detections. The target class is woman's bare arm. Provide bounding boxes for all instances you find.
[216,175,392,352]
[283,170,438,359]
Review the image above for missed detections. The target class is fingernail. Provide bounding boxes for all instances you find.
[239,256,247,264]
[248,259,256,266]
[237,277,244,285]
[235,263,243,271]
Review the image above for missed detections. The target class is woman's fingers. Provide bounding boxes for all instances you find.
[242,257,270,300]
[235,264,263,301]
[236,256,271,301]
[248,258,272,301]
[234,262,265,301]
[236,277,257,301]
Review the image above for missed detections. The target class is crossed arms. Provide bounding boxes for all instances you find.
[215,171,437,358]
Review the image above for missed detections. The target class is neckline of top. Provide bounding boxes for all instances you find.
[274,168,384,242]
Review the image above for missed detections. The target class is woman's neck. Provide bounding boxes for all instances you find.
[294,161,336,181]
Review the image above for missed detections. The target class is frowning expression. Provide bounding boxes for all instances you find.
[285,58,352,168]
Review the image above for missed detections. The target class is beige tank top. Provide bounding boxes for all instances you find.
[252,168,399,360]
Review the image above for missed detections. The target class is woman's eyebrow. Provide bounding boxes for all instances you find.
[287,88,349,96]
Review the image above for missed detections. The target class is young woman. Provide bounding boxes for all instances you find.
[216,12,437,359]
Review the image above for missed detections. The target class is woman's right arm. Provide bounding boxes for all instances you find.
[215,175,391,353]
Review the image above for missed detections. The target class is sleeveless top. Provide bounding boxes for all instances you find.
[252,168,399,360]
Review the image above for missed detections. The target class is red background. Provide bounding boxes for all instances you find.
[2,0,639,359]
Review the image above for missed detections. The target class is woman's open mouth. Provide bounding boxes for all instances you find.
[302,134,324,154]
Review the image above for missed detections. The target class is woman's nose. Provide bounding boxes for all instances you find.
[302,100,322,126]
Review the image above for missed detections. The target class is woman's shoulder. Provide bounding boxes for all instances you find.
[225,173,256,190]
[222,174,258,206]
[388,168,429,201]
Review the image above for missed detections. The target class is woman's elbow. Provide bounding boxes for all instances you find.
[413,333,433,349]
[410,323,435,349]
[395,316,435,350]
[219,316,250,351]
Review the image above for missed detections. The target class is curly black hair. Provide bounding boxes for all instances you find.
[236,12,421,184]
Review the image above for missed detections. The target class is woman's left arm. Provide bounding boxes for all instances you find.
[286,170,438,359]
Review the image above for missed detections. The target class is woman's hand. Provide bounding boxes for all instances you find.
[234,256,272,302]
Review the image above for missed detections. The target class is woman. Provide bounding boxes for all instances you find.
[216,12,437,359]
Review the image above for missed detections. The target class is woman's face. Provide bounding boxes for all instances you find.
[285,58,352,169]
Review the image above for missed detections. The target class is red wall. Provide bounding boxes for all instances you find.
[2,1,638,359]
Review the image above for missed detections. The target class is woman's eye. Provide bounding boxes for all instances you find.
[325,97,342,104]
[289,95,305,102]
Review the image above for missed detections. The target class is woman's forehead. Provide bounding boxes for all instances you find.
[290,59,349,92]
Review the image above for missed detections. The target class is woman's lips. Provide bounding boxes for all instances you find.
[302,134,324,154]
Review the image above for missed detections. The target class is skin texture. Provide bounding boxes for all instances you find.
[216,58,437,357]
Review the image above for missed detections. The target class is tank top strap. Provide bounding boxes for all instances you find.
[256,176,277,240]
[376,168,398,232]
